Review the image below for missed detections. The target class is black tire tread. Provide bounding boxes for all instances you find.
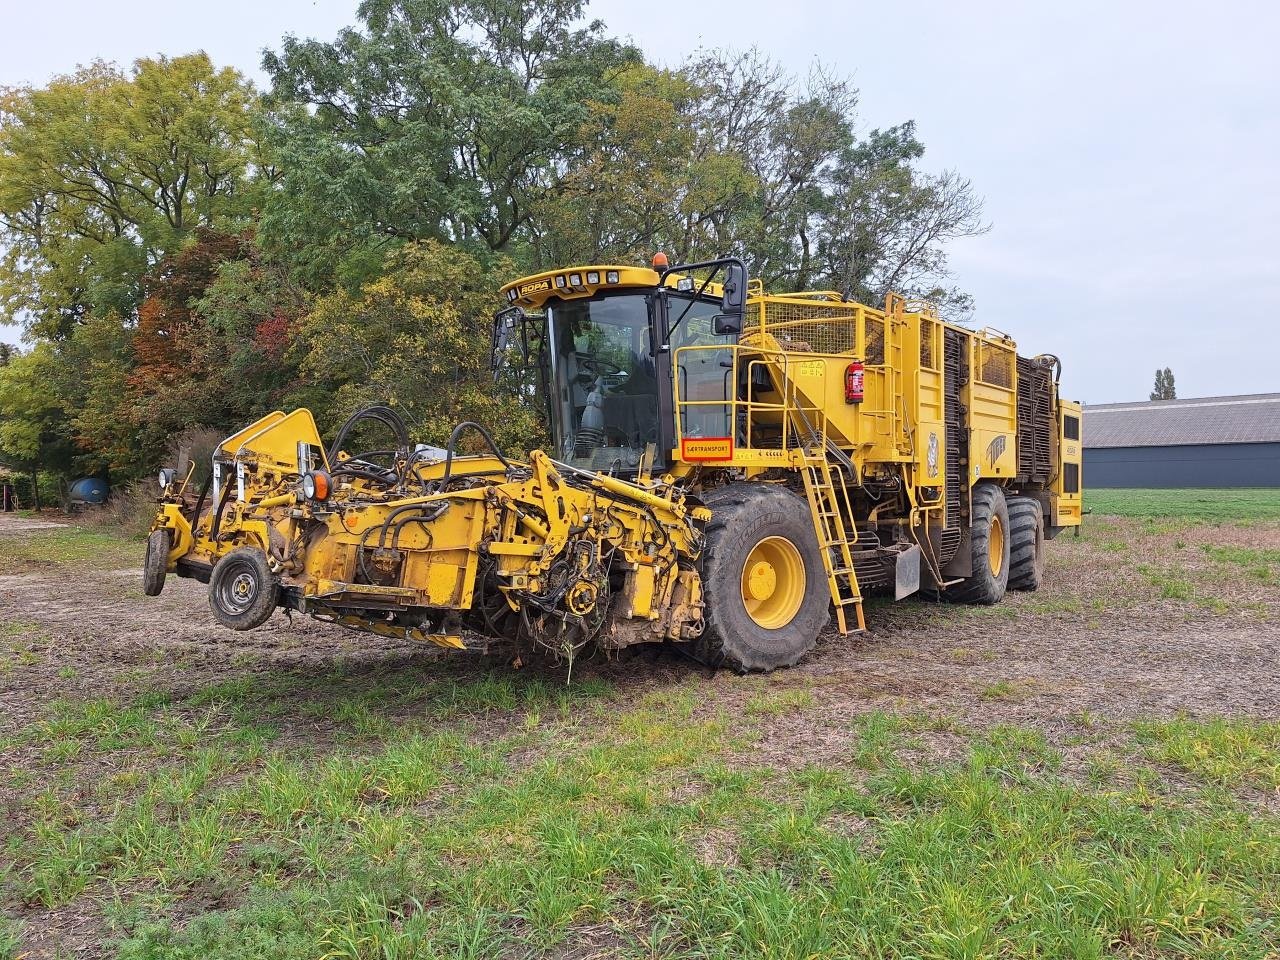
[947,483,1010,605]
[696,483,829,672]
[208,546,279,630]
[1006,496,1045,591]
[143,529,169,597]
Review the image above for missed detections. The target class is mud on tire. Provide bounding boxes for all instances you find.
[1007,496,1045,591]
[208,546,279,630]
[694,483,830,672]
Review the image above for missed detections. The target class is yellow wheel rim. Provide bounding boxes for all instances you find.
[741,536,806,629]
[989,514,1005,576]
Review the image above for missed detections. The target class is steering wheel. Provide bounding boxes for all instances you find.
[576,354,630,389]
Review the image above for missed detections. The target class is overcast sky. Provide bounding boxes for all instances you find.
[2,0,1277,403]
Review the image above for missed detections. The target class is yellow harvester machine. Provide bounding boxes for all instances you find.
[146,255,1081,671]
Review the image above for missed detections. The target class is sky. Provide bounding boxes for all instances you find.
[2,0,1277,403]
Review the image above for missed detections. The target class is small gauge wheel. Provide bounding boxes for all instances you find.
[208,547,279,630]
[143,529,170,596]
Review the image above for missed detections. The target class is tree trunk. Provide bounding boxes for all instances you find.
[31,467,41,512]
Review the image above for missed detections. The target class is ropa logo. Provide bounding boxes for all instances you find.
[987,434,1006,468]
[518,278,551,297]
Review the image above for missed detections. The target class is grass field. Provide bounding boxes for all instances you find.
[2,499,1279,958]
[1087,487,1280,521]
[5,677,1280,958]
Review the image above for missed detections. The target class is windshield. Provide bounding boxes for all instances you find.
[545,291,734,471]
[546,294,658,471]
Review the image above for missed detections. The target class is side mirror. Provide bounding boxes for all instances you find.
[721,261,746,314]
[490,306,523,375]
[715,261,746,335]
[713,313,741,336]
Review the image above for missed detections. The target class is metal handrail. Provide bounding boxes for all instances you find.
[672,344,832,452]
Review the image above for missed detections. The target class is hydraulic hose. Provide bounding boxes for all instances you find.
[330,463,398,487]
[209,471,234,543]
[435,421,512,491]
[376,501,449,550]
[327,405,411,465]
[188,472,213,531]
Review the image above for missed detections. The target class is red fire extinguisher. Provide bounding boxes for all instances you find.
[844,362,865,404]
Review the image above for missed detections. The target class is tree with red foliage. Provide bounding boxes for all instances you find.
[125,229,306,468]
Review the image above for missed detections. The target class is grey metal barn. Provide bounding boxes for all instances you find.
[1083,394,1280,488]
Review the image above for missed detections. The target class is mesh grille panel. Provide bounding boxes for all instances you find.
[758,301,856,353]
[978,342,1014,388]
[745,298,892,362]
[865,317,885,364]
[920,318,936,369]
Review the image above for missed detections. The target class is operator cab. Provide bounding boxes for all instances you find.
[495,257,748,474]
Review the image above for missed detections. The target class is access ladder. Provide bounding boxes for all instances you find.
[800,451,866,634]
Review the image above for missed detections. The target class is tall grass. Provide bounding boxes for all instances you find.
[75,481,157,540]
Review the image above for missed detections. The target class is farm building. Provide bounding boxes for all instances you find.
[1083,393,1280,488]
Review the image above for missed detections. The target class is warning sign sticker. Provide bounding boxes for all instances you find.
[680,437,734,461]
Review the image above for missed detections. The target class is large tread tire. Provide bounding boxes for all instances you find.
[208,546,279,630]
[143,529,170,597]
[948,483,1010,605]
[696,484,830,672]
[1007,497,1045,591]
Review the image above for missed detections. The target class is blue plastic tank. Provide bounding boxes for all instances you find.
[69,477,109,505]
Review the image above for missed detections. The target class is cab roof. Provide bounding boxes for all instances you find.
[500,264,724,311]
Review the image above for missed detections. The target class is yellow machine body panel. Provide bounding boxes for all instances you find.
[1053,400,1084,527]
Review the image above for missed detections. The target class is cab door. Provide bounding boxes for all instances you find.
[668,294,738,456]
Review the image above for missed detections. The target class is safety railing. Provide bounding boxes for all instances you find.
[672,343,835,456]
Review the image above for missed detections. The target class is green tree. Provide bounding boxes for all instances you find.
[1150,367,1176,401]
[531,47,985,306]
[121,229,306,472]
[0,54,261,337]
[817,124,986,309]
[0,344,78,483]
[192,246,310,415]
[260,0,639,283]
[292,240,540,451]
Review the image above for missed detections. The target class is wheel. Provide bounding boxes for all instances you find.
[208,546,279,630]
[1007,496,1045,591]
[948,483,1010,604]
[143,529,170,596]
[695,484,830,672]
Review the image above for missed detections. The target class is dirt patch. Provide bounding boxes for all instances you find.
[0,516,66,533]
[9,901,107,960]
[2,514,1278,743]
[689,826,741,869]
